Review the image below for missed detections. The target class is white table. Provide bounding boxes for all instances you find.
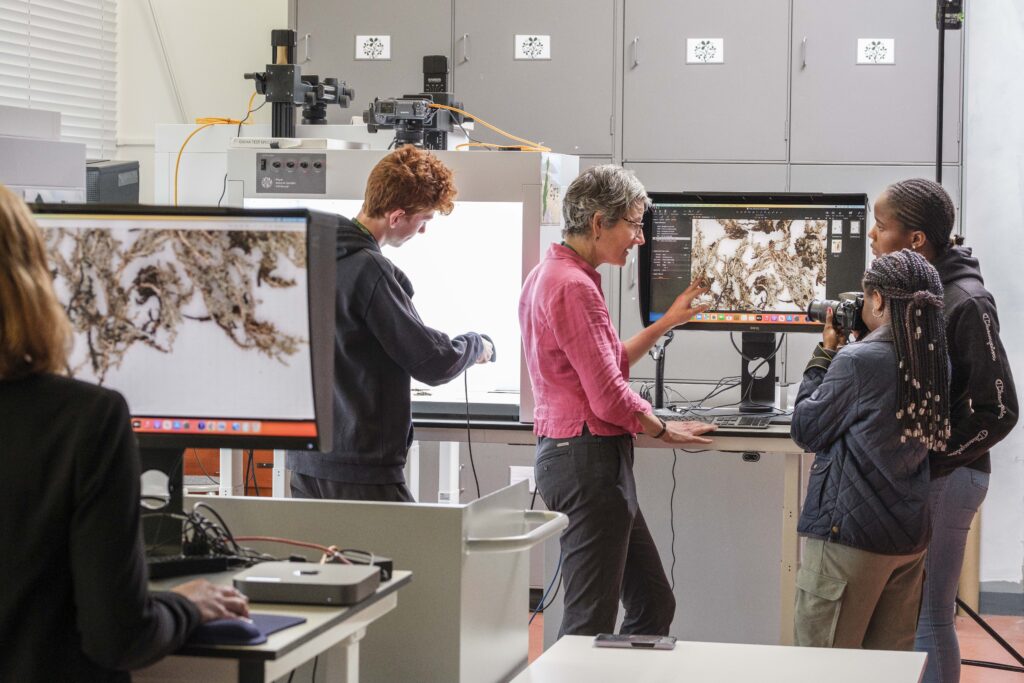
[512,635,927,683]
[137,570,411,683]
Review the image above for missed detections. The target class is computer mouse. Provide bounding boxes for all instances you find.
[190,617,265,645]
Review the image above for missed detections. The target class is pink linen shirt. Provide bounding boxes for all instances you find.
[519,243,652,438]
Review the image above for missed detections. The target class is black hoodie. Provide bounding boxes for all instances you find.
[286,216,484,485]
[930,245,1018,478]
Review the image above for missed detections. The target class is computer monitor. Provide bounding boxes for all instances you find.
[32,204,337,451]
[639,192,869,333]
[638,192,868,412]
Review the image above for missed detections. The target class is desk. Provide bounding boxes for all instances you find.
[137,570,411,683]
[511,635,927,683]
[413,419,806,647]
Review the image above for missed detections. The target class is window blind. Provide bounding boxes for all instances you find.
[0,0,117,158]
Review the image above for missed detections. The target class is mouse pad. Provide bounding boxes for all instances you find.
[189,613,307,646]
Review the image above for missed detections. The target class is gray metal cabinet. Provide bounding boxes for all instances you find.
[293,0,452,125]
[791,0,962,163]
[619,163,788,382]
[790,164,962,235]
[622,0,790,162]
[452,0,615,156]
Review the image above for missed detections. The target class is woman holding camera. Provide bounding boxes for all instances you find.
[0,184,249,681]
[791,249,948,650]
[869,178,1017,683]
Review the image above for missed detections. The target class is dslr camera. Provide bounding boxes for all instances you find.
[806,292,868,339]
[363,95,465,150]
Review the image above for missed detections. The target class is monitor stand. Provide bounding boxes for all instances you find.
[139,448,186,557]
[738,332,777,413]
[650,331,776,413]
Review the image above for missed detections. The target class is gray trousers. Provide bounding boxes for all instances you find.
[535,429,675,637]
[289,472,415,503]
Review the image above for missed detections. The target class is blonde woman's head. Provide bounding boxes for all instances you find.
[0,184,71,379]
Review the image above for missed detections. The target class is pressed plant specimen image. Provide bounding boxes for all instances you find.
[691,218,828,312]
[44,222,315,418]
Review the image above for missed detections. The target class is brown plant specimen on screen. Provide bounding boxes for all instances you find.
[46,228,306,383]
[692,219,827,312]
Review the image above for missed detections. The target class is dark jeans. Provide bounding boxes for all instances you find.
[535,429,675,637]
[915,467,990,683]
[290,472,415,502]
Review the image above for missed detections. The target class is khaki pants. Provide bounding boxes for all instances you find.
[795,538,925,650]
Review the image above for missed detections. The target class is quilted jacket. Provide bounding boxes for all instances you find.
[791,324,931,555]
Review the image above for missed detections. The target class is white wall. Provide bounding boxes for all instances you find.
[116,0,286,203]
[964,1,1024,585]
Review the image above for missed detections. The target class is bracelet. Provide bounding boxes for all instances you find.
[652,417,667,440]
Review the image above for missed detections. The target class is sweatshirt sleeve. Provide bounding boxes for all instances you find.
[791,348,863,454]
[363,270,484,387]
[938,297,1019,467]
[547,280,650,433]
[70,391,201,671]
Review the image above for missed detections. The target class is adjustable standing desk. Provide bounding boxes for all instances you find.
[411,418,805,647]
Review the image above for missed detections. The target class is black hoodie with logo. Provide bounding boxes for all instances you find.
[930,245,1018,478]
[286,216,485,485]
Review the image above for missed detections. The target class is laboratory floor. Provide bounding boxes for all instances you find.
[527,613,1024,680]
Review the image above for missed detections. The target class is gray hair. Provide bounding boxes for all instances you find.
[562,165,650,238]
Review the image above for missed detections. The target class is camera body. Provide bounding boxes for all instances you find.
[362,94,463,149]
[806,292,868,339]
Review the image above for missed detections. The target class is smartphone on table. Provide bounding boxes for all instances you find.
[593,634,677,650]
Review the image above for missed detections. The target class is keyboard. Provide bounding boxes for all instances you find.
[147,554,231,579]
[654,410,774,430]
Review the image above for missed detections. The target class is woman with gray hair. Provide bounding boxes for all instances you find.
[519,165,715,637]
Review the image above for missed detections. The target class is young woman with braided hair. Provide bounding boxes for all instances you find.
[870,178,1018,683]
[791,249,949,651]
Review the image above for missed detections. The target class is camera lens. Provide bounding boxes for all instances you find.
[806,299,838,323]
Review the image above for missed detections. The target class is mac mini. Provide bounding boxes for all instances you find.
[233,562,380,606]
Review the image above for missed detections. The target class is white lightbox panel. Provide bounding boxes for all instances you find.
[246,198,524,404]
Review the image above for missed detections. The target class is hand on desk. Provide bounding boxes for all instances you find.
[661,421,716,446]
[172,579,250,622]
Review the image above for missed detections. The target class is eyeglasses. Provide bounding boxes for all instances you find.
[621,217,645,238]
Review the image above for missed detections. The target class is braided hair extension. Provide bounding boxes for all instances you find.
[862,249,951,450]
[884,178,963,254]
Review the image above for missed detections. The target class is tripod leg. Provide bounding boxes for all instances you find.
[955,595,1024,671]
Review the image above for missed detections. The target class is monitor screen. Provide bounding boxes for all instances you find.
[639,192,868,333]
[32,204,336,450]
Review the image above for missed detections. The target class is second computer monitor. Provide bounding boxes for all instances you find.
[32,204,337,451]
[639,192,868,333]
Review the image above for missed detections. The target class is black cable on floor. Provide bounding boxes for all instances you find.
[670,449,678,592]
[530,550,563,625]
[464,371,481,499]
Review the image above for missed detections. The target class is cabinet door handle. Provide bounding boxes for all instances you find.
[460,33,470,63]
[632,36,640,68]
[800,37,807,69]
[302,33,311,64]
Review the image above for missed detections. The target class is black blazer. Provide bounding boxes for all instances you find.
[0,374,200,682]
